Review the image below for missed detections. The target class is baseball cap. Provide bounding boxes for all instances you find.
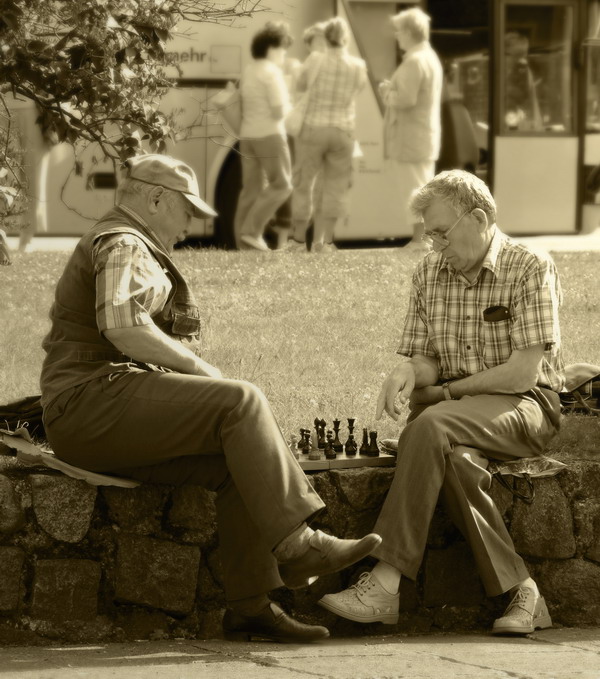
[123,154,217,218]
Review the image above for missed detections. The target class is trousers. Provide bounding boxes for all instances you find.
[372,390,561,596]
[43,371,325,600]
[234,134,292,242]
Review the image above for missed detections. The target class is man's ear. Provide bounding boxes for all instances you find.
[471,207,489,232]
[147,186,164,215]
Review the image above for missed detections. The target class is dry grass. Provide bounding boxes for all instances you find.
[1,246,599,444]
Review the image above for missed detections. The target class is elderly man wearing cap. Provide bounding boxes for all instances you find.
[40,154,381,643]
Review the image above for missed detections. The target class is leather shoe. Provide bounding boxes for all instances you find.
[278,529,382,590]
[222,602,329,643]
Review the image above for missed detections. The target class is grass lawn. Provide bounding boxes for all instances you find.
[1,246,599,445]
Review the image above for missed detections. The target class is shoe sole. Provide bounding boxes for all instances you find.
[318,598,399,625]
[492,614,552,636]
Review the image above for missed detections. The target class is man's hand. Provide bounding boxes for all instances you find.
[376,363,416,421]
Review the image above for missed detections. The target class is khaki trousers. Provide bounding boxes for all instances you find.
[43,371,324,600]
[372,390,561,596]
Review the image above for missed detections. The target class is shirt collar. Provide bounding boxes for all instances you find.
[116,204,171,257]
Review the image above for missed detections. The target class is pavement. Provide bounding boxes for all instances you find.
[0,629,599,679]
[4,230,600,254]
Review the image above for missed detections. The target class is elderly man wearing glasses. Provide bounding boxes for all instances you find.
[319,170,565,636]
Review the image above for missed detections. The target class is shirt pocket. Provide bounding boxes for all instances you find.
[482,319,512,368]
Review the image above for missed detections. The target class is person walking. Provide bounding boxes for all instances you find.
[287,17,366,253]
[380,8,443,249]
[235,22,293,252]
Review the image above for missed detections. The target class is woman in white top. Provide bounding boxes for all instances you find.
[235,22,293,251]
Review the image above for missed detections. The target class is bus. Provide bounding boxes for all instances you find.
[17,0,600,243]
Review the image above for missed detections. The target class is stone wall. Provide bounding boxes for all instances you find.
[0,415,599,644]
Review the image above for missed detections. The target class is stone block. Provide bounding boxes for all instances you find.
[558,461,600,502]
[532,558,600,625]
[168,486,217,544]
[30,559,101,622]
[572,499,600,562]
[0,547,25,611]
[31,475,96,542]
[115,534,200,615]
[102,485,170,535]
[511,478,576,559]
[329,468,395,510]
[310,473,348,535]
[0,474,24,534]
[423,544,485,607]
[426,504,462,549]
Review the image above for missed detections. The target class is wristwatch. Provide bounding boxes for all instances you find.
[442,382,454,401]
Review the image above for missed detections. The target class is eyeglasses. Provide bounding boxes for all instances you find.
[421,210,470,248]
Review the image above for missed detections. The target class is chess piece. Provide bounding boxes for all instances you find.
[345,433,357,456]
[332,419,343,453]
[300,429,310,454]
[345,417,356,452]
[368,430,380,457]
[360,427,369,456]
[324,430,336,459]
[308,447,321,461]
[290,434,300,459]
[319,418,327,449]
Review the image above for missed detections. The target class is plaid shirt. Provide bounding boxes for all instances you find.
[92,206,172,333]
[398,228,565,392]
[302,48,366,132]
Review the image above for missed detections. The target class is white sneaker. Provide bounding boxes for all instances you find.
[240,235,270,252]
[492,587,552,635]
[318,571,399,624]
[313,242,337,254]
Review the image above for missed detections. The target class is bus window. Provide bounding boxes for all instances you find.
[501,3,575,134]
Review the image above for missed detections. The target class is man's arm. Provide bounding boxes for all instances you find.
[411,343,546,405]
[104,325,222,379]
[386,59,421,110]
[376,354,439,421]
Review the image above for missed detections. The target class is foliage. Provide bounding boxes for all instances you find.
[0,0,262,210]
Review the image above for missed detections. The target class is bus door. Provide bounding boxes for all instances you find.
[493,0,579,234]
[581,1,600,233]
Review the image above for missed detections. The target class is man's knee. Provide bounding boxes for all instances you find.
[227,379,267,411]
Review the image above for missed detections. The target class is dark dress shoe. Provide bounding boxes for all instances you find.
[279,530,382,590]
[222,602,329,643]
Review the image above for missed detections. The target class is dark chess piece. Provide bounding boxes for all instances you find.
[345,433,357,456]
[345,418,356,452]
[317,419,326,449]
[359,427,369,456]
[300,429,310,454]
[324,430,336,459]
[367,430,380,457]
[332,419,343,453]
[314,418,324,449]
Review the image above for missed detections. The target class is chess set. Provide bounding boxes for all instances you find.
[290,418,396,471]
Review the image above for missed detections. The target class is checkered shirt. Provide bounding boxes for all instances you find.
[302,48,367,132]
[398,229,565,392]
[92,205,172,333]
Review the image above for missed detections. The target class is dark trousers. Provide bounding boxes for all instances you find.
[44,371,325,600]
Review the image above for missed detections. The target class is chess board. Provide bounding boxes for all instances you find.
[298,451,396,471]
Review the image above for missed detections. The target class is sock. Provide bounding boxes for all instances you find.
[228,594,271,617]
[272,522,314,563]
[511,577,539,597]
[371,561,401,594]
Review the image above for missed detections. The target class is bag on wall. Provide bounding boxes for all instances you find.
[560,363,600,415]
[214,83,242,138]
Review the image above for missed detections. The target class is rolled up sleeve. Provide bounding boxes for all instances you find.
[93,236,172,334]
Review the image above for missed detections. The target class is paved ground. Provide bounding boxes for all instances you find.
[0,629,599,679]
[5,230,600,254]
